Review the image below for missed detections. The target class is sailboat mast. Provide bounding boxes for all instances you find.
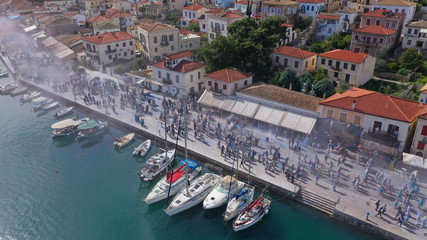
[164,92,168,166]
[184,95,189,196]
[226,141,237,207]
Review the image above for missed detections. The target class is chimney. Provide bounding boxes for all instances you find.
[352,100,356,110]
[350,83,354,91]
[289,83,292,91]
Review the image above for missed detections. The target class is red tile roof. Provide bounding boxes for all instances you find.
[205,68,252,83]
[362,9,400,18]
[235,0,254,5]
[83,31,133,44]
[152,60,204,73]
[212,11,243,18]
[165,50,193,61]
[354,25,397,35]
[274,46,317,59]
[179,29,197,35]
[281,23,294,27]
[183,5,203,10]
[106,8,123,14]
[316,14,339,20]
[320,88,427,122]
[319,50,369,64]
[105,11,133,18]
[205,8,225,14]
[138,24,174,32]
[88,15,110,23]
[298,0,324,3]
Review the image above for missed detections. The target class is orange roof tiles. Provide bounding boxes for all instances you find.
[354,25,397,35]
[88,15,110,23]
[362,9,400,18]
[152,60,204,73]
[165,50,193,61]
[274,46,317,59]
[106,8,123,14]
[205,8,225,14]
[83,31,133,44]
[105,11,133,18]
[316,14,340,20]
[212,11,243,18]
[205,68,252,83]
[183,5,203,10]
[319,50,369,64]
[235,0,254,5]
[320,88,427,122]
[281,23,294,27]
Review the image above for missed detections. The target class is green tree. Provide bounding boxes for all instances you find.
[314,78,336,98]
[297,73,314,92]
[277,69,300,91]
[399,48,423,70]
[187,22,200,32]
[131,57,149,71]
[139,6,146,13]
[196,35,239,72]
[375,59,388,72]
[269,72,282,85]
[312,67,328,83]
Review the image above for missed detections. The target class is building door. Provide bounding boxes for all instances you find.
[214,82,218,91]
[387,124,399,136]
[373,121,382,133]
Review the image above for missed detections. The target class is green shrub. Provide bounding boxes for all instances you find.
[397,68,410,75]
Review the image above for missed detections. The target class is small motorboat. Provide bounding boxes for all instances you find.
[10,86,27,96]
[0,82,18,94]
[203,175,244,209]
[21,91,41,102]
[0,70,8,78]
[77,120,108,139]
[232,194,271,232]
[42,101,59,111]
[114,132,135,148]
[54,106,73,118]
[33,98,53,110]
[132,140,152,157]
[138,149,176,182]
[51,118,89,138]
[32,96,47,103]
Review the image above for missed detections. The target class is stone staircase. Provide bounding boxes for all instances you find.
[296,189,336,216]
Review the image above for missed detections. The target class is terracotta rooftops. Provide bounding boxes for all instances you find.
[205,68,252,83]
[88,15,110,23]
[239,83,322,112]
[205,8,224,14]
[274,46,317,59]
[165,50,193,61]
[183,5,203,10]
[354,25,397,35]
[320,87,427,122]
[83,31,133,44]
[211,11,243,19]
[105,11,133,18]
[316,14,340,20]
[282,23,294,27]
[152,60,204,73]
[319,49,369,64]
[374,0,416,6]
[235,0,254,4]
[138,23,174,32]
[362,9,402,18]
[298,0,324,3]
[263,0,299,6]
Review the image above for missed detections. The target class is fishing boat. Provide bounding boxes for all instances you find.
[0,70,8,78]
[32,96,47,103]
[165,172,222,216]
[143,159,201,205]
[21,91,41,102]
[224,185,255,221]
[10,86,27,96]
[33,99,53,110]
[203,175,245,209]
[132,140,152,157]
[138,149,176,182]
[51,118,89,138]
[42,101,59,111]
[0,82,18,94]
[232,194,271,232]
[77,120,108,139]
[114,132,135,148]
[54,106,73,118]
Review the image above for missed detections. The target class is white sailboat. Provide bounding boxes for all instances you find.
[143,159,201,204]
[164,172,221,216]
[224,185,255,221]
[232,194,271,231]
[203,175,245,209]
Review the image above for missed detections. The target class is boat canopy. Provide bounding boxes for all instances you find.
[32,96,46,103]
[180,159,199,170]
[51,118,78,129]
[77,120,99,130]
[221,175,237,185]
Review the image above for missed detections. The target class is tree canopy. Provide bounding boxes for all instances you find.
[399,48,423,70]
[309,33,351,53]
[314,79,336,98]
[196,16,286,82]
[187,22,200,32]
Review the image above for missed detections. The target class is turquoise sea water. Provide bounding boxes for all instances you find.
[0,61,379,240]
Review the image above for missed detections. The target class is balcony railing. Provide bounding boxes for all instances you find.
[105,49,117,54]
[162,78,172,85]
[330,66,342,71]
[161,41,168,46]
[357,40,379,46]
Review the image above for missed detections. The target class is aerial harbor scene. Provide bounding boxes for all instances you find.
[0,0,427,239]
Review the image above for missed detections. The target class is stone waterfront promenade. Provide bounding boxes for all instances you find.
[2,55,426,240]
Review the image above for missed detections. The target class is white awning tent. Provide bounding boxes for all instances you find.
[240,101,259,118]
[220,98,236,112]
[254,105,273,122]
[421,29,427,33]
[281,112,317,134]
[402,153,427,169]
[266,109,287,126]
[24,25,37,32]
[230,99,248,116]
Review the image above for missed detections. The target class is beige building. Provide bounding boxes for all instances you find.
[85,0,106,17]
[181,5,207,27]
[104,11,134,29]
[317,49,376,87]
[93,22,120,34]
[151,51,205,95]
[261,0,299,24]
[410,114,427,157]
[112,0,131,12]
[402,21,427,50]
[87,15,114,28]
[178,29,201,52]
[36,15,79,36]
[207,10,244,43]
[271,46,317,74]
[82,31,136,65]
[204,68,253,96]
[137,24,180,62]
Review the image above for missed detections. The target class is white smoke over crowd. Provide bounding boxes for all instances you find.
[0,17,76,87]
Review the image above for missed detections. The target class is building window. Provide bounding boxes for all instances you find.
[345,73,350,82]
[223,84,227,90]
[326,109,333,118]
[293,7,296,14]
[408,28,412,34]
[153,36,157,43]
[234,83,238,89]
[353,115,361,125]
[417,141,425,150]
[221,24,224,31]
[123,42,126,47]
[334,72,338,78]
[321,58,325,65]
[169,35,174,41]
[171,46,174,51]
[284,58,288,67]
[124,52,127,57]
[185,11,187,17]
[402,9,405,14]
[407,39,412,45]
[277,8,281,15]
[328,60,332,66]
[158,71,161,78]
[176,75,179,83]
[166,72,170,81]
[109,55,112,59]
[343,63,348,69]
[154,47,158,52]
[130,51,134,55]
[244,80,248,86]
[287,8,291,14]
[351,64,356,71]
[335,61,340,69]
[414,29,419,35]
[294,61,299,68]
[264,6,268,13]
[276,56,279,63]
[190,74,193,83]
[366,19,371,25]
[312,58,315,65]
[339,112,347,123]
[391,23,395,28]
[208,80,212,86]
[116,44,119,47]
[198,71,201,80]
[305,61,308,68]
[375,20,380,25]
[422,125,427,135]
[130,41,133,45]
[355,34,359,41]
[379,38,384,44]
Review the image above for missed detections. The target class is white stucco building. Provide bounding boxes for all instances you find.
[371,0,417,25]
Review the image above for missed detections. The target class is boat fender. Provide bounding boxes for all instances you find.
[56,170,58,173]
[119,147,122,150]
[128,170,130,173]
[79,154,82,157]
